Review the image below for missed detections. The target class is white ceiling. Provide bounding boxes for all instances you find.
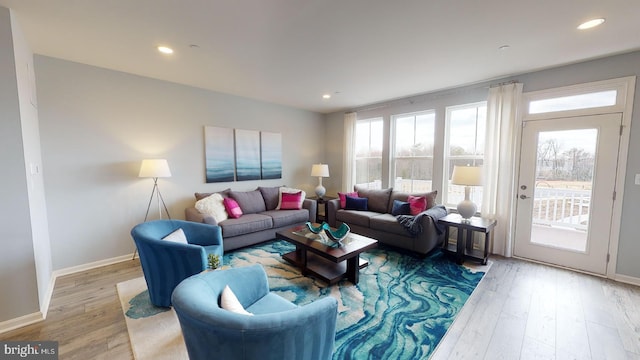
[1,0,639,114]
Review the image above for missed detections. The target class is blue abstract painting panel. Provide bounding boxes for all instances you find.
[205,126,235,183]
[235,129,261,181]
[261,131,282,179]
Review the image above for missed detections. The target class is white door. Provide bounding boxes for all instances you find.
[513,113,621,275]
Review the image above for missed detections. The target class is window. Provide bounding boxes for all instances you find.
[354,118,383,189]
[392,111,435,192]
[444,102,486,208]
[529,90,617,114]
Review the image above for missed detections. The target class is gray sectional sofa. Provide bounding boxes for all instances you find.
[185,186,316,251]
[326,186,446,256]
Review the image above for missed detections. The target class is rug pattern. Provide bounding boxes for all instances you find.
[120,240,486,360]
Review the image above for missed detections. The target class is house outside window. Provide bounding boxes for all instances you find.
[391,110,435,192]
[354,118,383,189]
[444,102,487,208]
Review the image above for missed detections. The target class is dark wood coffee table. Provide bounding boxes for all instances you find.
[277,225,378,285]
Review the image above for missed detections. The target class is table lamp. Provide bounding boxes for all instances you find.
[451,165,482,221]
[311,164,330,199]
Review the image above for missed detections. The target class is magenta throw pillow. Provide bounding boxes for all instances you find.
[407,195,427,216]
[280,191,303,210]
[338,191,359,208]
[223,197,243,219]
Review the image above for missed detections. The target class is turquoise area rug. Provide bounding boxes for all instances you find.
[118,240,487,360]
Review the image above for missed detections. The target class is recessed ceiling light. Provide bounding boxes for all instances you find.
[577,18,605,30]
[322,94,331,99]
[157,46,174,54]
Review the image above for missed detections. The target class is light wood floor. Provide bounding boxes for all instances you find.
[1,255,639,359]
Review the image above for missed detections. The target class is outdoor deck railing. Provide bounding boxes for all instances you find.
[533,187,590,231]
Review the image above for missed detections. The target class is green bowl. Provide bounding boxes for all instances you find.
[305,222,324,234]
[322,223,350,243]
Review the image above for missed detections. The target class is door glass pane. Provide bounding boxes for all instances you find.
[531,129,597,252]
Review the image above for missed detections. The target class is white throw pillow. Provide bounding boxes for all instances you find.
[162,228,188,244]
[221,285,253,316]
[275,187,306,210]
[195,193,228,223]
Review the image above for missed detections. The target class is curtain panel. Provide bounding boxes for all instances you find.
[482,83,523,257]
[342,112,357,192]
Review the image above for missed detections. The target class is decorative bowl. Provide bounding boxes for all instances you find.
[322,223,351,244]
[305,222,324,234]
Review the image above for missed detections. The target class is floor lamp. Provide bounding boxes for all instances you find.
[133,159,172,259]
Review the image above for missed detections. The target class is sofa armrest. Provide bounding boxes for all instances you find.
[185,207,218,225]
[326,198,341,227]
[414,214,446,255]
[303,198,317,223]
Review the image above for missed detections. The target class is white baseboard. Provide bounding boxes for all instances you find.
[52,253,135,278]
[0,312,44,334]
[1,253,136,335]
[613,273,640,287]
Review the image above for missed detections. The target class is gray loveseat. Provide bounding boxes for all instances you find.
[327,186,446,256]
[185,186,316,251]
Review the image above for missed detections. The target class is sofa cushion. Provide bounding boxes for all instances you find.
[221,285,253,316]
[408,195,427,216]
[219,214,273,237]
[195,188,231,201]
[223,198,243,219]
[370,214,413,236]
[345,196,368,211]
[280,191,303,210]
[258,186,282,211]
[391,200,411,216]
[387,190,438,213]
[276,187,306,210]
[229,190,267,214]
[354,186,392,213]
[195,193,229,223]
[336,209,380,228]
[263,209,309,228]
[338,191,358,208]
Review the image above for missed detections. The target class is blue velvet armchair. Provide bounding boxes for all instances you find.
[131,219,223,307]
[172,264,338,360]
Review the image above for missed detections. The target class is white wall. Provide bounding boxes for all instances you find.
[325,50,640,280]
[34,56,326,270]
[0,7,41,323]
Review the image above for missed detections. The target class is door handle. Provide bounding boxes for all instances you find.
[519,194,530,200]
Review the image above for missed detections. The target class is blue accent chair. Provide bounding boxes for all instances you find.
[131,219,223,307]
[172,264,338,360]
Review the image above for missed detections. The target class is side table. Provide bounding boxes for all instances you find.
[439,214,496,265]
[308,196,336,223]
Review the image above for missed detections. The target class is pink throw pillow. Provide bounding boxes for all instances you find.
[223,198,243,219]
[407,195,427,216]
[280,191,303,210]
[338,192,359,208]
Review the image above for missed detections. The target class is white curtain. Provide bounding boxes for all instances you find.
[342,112,357,192]
[482,83,523,257]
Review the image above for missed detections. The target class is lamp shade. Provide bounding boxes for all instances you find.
[451,165,482,186]
[311,164,330,177]
[139,159,172,178]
